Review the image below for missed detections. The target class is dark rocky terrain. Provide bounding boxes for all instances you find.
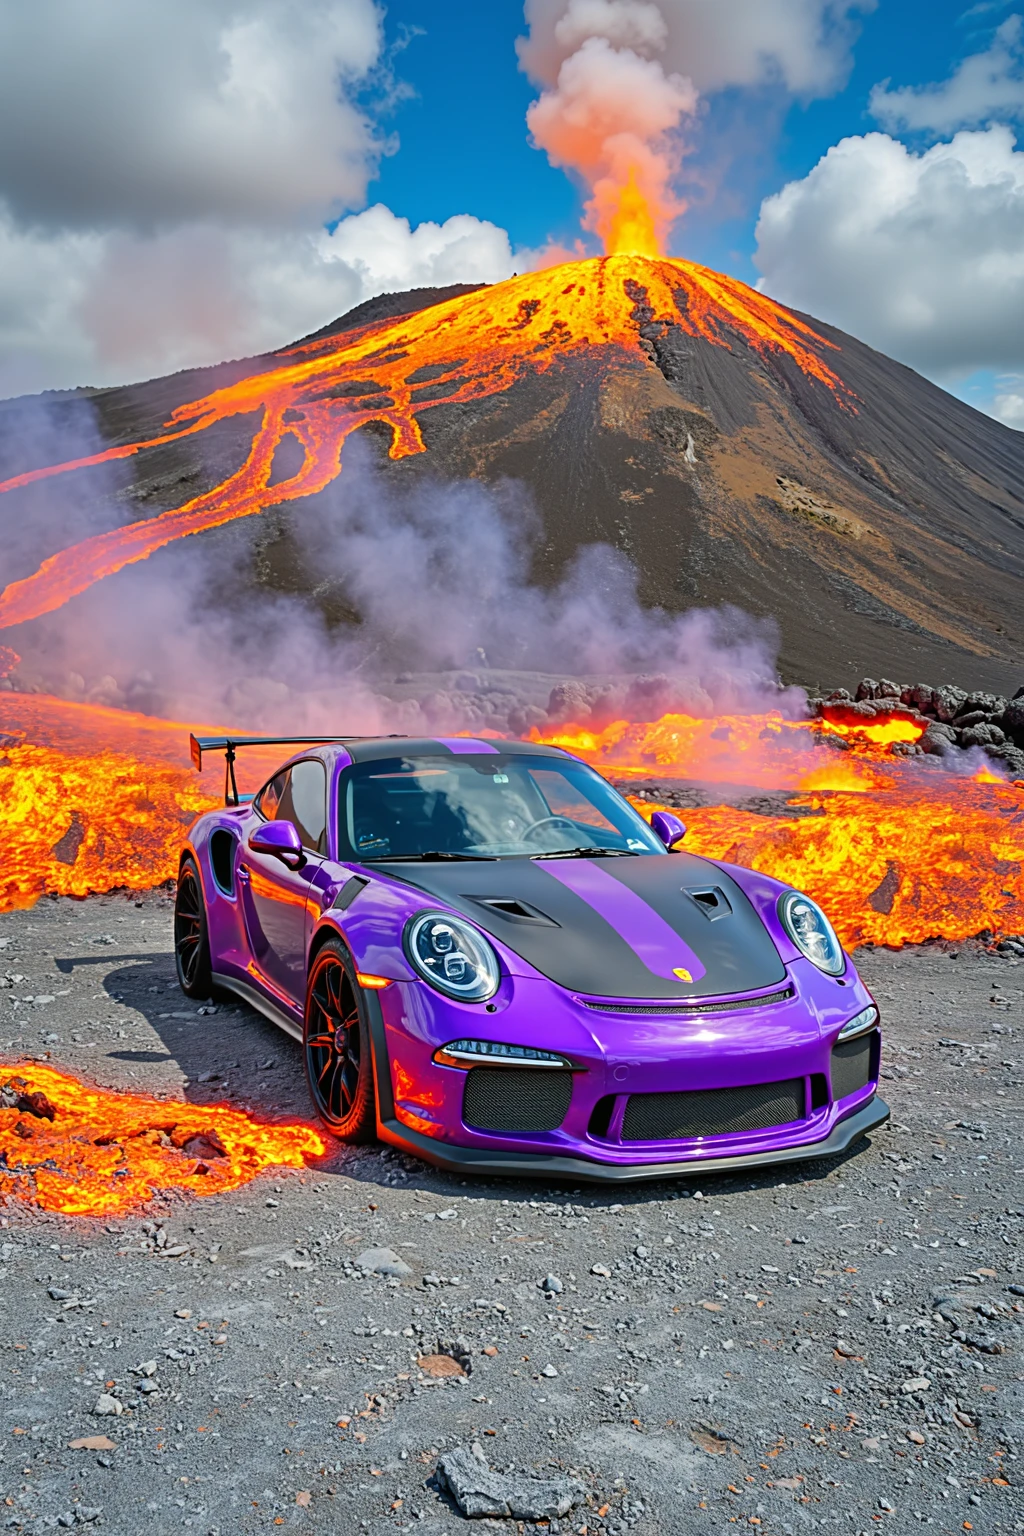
[1,891,1022,1535]
[2,264,1024,699]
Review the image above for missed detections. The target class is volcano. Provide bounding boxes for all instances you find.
[2,255,1024,693]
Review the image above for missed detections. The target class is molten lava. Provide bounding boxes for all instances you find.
[0,692,282,912]
[0,256,851,630]
[603,168,661,256]
[628,775,1024,952]
[538,709,1024,949]
[0,1064,325,1216]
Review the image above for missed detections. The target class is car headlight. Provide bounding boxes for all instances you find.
[778,891,845,976]
[405,911,501,1002]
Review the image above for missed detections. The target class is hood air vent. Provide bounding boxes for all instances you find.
[470,896,559,926]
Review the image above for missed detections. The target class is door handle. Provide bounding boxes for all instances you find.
[237,865,251,884]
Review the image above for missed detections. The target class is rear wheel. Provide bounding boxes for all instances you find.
[303,939,376,1141]
[174,855,213,998]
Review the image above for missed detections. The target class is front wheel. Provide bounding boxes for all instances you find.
[174,855,213,998]
[303,938,377,1141]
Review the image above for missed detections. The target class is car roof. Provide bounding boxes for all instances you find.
[341,736,571,765]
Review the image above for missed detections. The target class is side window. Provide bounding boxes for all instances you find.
[279,759,327,854]
[255,769,289,821]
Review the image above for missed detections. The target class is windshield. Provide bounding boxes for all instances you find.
[338,754,665,860]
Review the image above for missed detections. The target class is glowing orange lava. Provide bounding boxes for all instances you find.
[629,774,1024,951]
[1,691,1020,951]
[529,708,920,792]
[0,1064,325,1216]
[539,708,1024,949]
[603,168,661,256]
[0,692,281,913]
[0,256,852,631]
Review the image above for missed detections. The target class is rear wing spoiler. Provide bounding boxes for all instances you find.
[189,734,365,807]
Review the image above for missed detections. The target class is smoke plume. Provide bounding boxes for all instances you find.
[521,3,697,255]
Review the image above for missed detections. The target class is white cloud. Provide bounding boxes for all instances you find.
[0,0,384,230]
[0,2,521,397]
[0,205,517,398]
[519,0,874,97]
[870,15,1024,135]
[994,379,1024,427]
[753,125,1024,378]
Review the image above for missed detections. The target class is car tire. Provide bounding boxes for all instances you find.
[174,855,214,998]
[303,938,377,1142]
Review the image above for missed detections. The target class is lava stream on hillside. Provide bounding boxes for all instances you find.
[0,255,852,632]
[0,1064,325,1216]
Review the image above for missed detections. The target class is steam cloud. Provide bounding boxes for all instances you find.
[1,405,805,739]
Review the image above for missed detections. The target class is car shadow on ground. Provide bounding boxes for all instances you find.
[52,949,886,1207]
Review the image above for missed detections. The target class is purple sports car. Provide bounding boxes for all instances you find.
[174,733,887,1182]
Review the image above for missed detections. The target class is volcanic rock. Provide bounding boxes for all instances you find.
[435,1441,583,1520]
[3,256,1024,694]
[1,1081,56,1120]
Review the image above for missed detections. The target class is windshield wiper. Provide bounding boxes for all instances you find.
[531,846,639,859]
[365,850,497,862]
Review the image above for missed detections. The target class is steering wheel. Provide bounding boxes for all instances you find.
[521,815,578,843]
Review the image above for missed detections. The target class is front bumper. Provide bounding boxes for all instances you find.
[377,1091,889,1184]
[362,977,888,1183]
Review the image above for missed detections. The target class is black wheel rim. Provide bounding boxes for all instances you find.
[306,957,362,1124]
[174,866,204,987]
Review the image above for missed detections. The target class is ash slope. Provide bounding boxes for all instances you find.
[3,268,1024,695]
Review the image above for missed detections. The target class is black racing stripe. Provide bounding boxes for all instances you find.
[371,853,785,999]
[595,856,787,996]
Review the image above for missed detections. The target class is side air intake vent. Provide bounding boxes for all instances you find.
[830,1031,877,1100]
[210,829,237,895]
[463,1068,572,1132]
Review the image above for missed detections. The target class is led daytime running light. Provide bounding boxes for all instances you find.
[837,1005,878,1041]
[434,1039,571,1069]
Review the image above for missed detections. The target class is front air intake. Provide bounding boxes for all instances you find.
[622,1078,806,1142]
[462,1067,573,1133]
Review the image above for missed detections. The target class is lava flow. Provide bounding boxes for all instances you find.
[0,255,851,631]
[0,692,287,913]
[539,709,1024,949]
[0,1064,325,1216]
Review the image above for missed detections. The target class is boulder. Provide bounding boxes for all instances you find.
[959,723,1006,748]
[932,685,968,723]
[920,722,957,756]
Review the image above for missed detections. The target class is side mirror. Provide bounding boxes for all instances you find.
[650,810,687,850]
[248,819,304,869]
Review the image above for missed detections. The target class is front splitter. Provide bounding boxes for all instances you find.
[376,1095,890,1185]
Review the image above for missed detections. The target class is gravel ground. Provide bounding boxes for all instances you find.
[0,889,1022,1536]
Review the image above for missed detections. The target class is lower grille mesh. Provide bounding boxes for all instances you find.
[622,1078,805,1142]
[830,1032,875,1100]
[463,1068,573,1133]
